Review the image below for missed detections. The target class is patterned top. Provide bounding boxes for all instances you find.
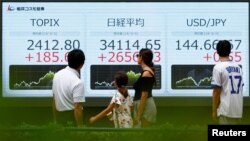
[110,91,133,128]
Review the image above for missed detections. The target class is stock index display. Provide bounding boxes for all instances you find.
[2,2,249,97]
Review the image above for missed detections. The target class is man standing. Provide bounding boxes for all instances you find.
[52,49,85,127]
[211,40,244,124]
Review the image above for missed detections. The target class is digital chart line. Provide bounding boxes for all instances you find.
[176,77,212,87]
[14,71,55,89]
[94,81,114,87]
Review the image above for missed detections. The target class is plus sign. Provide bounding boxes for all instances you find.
[203,53,212,61]
[98,53,106,62]
[25,53,34,62]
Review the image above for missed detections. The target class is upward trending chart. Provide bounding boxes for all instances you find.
[90,65,161,89]
[10,65,65,90]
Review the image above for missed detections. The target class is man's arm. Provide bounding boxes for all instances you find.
[74,102,83,127]
[212,87,221,122]
[52,96,57,124]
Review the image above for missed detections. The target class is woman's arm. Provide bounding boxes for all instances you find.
[135,91,148,122]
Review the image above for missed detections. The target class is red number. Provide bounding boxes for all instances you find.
[65,52,69,62]
[213,52,220,62]
[116,52,124,62]
[229,53,233,61]
[108,52,115,62]
[36,52,42,62]
[234,52,242,62]
[44,52,51,62]
[133,51,139,62]
[52,52,59,62]
[154,52,161,62]
[125,52,132,62]
[214,51,242,62]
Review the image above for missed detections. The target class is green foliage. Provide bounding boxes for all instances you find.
[0,122,207,141]
[127,70,141,85]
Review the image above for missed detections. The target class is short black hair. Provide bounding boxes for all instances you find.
[216,40,231,57]
[114,71,128,88]
[68,49,85,69]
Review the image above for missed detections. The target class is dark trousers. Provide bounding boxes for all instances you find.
[55,110,75,127]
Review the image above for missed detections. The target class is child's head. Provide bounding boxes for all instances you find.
[114,71,128,88]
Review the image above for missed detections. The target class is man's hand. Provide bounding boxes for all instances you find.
[212,111,218,122]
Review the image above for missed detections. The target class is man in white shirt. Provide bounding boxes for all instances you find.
[211,40,244,124]
[52,49,85,127]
